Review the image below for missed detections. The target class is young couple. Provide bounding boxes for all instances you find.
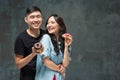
[14,6,73,80]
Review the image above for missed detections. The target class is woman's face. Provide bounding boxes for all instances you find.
[46,16,60,36]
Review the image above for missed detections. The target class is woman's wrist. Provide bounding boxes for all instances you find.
[57,64,66,73]
[65,45,69,48]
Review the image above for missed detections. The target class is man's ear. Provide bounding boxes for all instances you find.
[24,17,28,23]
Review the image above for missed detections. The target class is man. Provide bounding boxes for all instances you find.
[14,6,45,80]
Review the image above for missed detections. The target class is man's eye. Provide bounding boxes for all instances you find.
[37,15,41,18]
[30,16,34,19]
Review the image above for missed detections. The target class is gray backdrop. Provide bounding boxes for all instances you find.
[0,0,120,80]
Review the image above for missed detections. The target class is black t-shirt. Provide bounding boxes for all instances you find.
[14,29,45,80]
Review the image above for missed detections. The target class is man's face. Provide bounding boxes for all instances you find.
[25,11,42,30]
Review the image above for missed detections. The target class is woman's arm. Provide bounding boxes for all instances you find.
[62,33,73,68]
[43,57,60,71]
[43,57,65,75]
[62,46,69,68]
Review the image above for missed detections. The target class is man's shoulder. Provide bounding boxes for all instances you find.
[39,29,46,38]
[40,29,46,34]
[16,30,27,39]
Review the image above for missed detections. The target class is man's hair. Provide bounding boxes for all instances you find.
[25,6,42,16]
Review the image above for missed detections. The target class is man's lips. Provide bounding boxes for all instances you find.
[33,23,41,27]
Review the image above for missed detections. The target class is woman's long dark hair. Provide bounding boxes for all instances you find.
[45,14,67,55]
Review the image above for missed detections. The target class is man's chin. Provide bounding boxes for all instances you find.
[33,26,40,29]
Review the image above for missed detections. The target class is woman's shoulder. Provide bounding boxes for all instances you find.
[43,34,50,38]
[41,34,51,40]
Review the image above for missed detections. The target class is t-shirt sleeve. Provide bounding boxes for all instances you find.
[14,36,24,56]
[40,34,51,59]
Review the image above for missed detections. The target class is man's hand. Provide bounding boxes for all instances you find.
[32,42,44,55]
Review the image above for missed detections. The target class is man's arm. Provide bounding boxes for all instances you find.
[14,46,44,69]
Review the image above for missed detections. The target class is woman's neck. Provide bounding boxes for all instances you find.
[27,28,40,38]
[54,34,59,41]
[54,32,60,41]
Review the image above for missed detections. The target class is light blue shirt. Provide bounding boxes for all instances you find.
[35,34,71,80]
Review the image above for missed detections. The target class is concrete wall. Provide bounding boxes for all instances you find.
[0,0,120,80]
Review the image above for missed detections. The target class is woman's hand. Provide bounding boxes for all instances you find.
[62,33,73,47]
[58,64,66,73]
[57,64,66,79]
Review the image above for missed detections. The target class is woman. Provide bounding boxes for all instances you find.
[35,14,72,80]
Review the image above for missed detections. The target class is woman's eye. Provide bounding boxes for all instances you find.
[51,21,55,24]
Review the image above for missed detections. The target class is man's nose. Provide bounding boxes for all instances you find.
[34,17,39,21]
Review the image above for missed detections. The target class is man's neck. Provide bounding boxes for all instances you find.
[27,28,40,38]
